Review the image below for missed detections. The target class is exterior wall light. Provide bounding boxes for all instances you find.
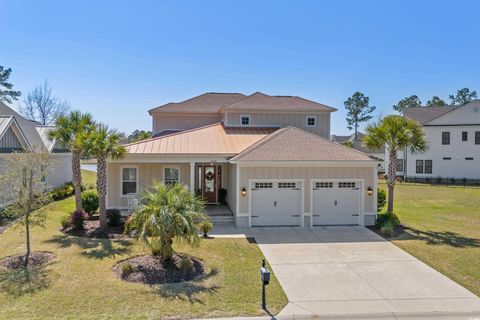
[367,186,373,196]
[241,187,247,197]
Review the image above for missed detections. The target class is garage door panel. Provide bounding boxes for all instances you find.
[251,181,302,227]
[312,181,360,226]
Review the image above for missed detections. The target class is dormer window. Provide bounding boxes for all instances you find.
[306,115,317,127]
[240,115,250,126]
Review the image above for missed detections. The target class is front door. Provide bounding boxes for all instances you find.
[203,166,217,203]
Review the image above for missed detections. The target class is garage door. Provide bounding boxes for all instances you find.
[251,181,302,226]
[312,181,360,225]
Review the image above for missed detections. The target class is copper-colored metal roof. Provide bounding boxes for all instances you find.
[124,123,277,155]
[231,126,375,162]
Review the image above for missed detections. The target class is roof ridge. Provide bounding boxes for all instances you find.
[230,126,289,160]
[422,100,478,124]
[149,92,246,113]
[122,122,223,147]
[220,92,265,112]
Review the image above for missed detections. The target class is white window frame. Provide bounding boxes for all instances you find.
[164,166,180,185]
[120,166,139,197]
[306,115,317,127]
[40,165,47,184]
[240,114,251,126]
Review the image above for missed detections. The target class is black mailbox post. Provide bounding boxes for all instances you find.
[260,259,270,310]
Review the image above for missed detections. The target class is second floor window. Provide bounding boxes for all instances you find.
[462,131,468,141]
[476,131,480,145]
[306,115,317,127]
[240,115,250,125]
[442,132,450,145]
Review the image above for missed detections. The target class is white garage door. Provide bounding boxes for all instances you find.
[251,181,302,226]
[312,181,360,225]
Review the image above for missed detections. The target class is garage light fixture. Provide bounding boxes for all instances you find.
[241,187,247,197]
[367,186,373,196]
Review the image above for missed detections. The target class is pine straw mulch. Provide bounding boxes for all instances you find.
[62,219,130,240]
[0,252,55,270]
[113,254,205,285]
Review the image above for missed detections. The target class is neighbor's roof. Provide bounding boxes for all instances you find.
[148,93,246,114]
[35,126,56,151]
[0,116,13,137]
[231,126,374,162]
[402,107,453,124]
[221,92,336,112]
[331,132,385,154]
[0,102,47,151]
[124,123,277,154]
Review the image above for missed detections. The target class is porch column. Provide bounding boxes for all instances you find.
[190,162,195,193]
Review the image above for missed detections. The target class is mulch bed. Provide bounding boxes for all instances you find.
[0,252,54,270]
[113,254,205,285]
[367,224,406,240]
[62,219,130,240]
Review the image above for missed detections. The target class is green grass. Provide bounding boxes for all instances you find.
[380,182,480,296]
[81,169,96,188]
[0,197,287,319]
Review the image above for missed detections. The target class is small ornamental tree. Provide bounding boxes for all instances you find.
[0,151,52,267]
[125,182,209,261]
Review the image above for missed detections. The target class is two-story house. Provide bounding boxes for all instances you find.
[0,102,72,204]
[106,92,378,227]
[389,100,480,181]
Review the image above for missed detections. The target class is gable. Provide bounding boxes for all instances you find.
[0,127,26,152]
[425,101,480,126]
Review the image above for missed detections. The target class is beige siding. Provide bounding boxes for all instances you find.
[225,163,237,214]
[107,162,191,208]
[224,112,330,138]
[47,154,72,188]
[152,113,221,135]
[238,166,375,214]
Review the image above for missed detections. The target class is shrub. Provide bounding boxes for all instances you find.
[49,182,75,201]
[218,188,227,204]
[179,256,193,274]
[60,215,71,230]
[198,220,213,238]
[81,190,99,216]
[106,209,122,227]
[377,188,386,211]
[0,206,17,226]
[121,262,134,276]
[380,219,396,237]
[69,210,88,230]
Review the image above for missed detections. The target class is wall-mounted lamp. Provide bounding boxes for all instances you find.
[367,186,373,196]
[241,187,247,197]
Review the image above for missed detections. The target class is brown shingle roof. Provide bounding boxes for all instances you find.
[222,92,336,112]
[124,123,276,155]
[148,93,246,114]
[402,107,452,124]
[231,126,374,162]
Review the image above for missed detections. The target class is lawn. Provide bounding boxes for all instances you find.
[380,182,480,296]
[0,172,287,319]
[81,169,97,187]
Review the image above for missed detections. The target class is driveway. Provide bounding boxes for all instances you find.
[247,226,480,318]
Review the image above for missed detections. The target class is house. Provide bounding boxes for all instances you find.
[106,92,378,227]
[0,102,72,197]
[331,132,385,173]
[389,100,480,181]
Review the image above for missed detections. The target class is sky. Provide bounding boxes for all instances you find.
[1,0,480,135]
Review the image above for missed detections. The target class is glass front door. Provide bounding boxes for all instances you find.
[204,166,216,203]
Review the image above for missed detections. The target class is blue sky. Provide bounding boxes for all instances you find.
[2,0,479,135]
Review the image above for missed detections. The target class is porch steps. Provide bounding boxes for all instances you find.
[206,204,235,224]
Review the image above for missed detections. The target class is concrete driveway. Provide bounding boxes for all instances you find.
[247,226,480,318]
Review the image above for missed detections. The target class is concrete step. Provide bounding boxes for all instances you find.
[210,215,235,224]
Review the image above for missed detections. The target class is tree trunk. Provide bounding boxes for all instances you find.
[97,155,107,228]
[24,168,34,268]
[387,149,397,213]
[72,151,83,212]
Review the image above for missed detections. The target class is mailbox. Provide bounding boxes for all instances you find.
[260,266,270,284]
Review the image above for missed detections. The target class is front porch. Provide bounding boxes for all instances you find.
[205,204,235,224]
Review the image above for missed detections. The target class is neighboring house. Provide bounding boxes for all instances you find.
[331,132,385,173]
[0,102,72,199]
[387,100,480,181]
[107,92,378,227]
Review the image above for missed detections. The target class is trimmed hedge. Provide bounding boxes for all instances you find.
[81,190,99,216]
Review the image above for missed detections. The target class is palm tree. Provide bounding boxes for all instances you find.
[125,182,209,261]
[84,123,126,227]
[48,111,94,211]
[363,115,427,213]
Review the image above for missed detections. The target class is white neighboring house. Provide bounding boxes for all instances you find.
[387,100,480,181]
[0,102,72,199]
[331,132,385,173]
